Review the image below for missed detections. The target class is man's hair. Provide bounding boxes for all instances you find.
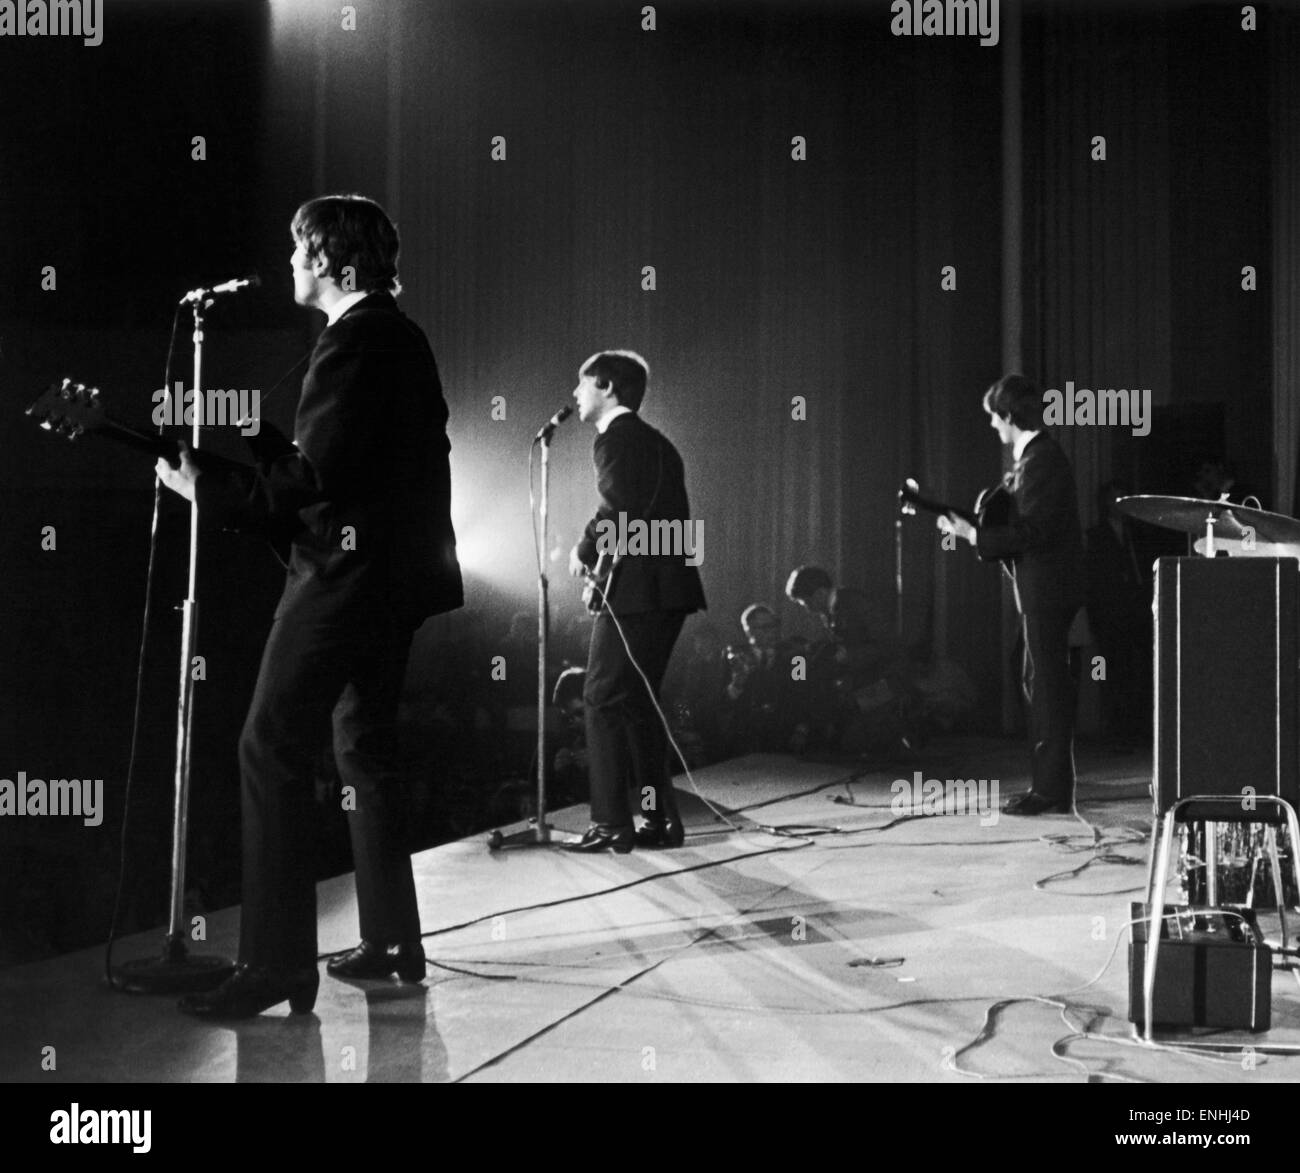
[982,373,1045,431]
[552,666,586,708]
[291,193,401,295]
[581,350,650,412]
[740,603,777,634]
[784,565,833,603]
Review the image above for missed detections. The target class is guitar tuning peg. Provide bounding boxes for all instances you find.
[89,387,101,399]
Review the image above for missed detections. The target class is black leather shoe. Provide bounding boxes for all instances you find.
[178,963,319,1019]
[634,818,686,848]
[1003,791,1072,816]
[564,825,634,853]
[326,940,426,982]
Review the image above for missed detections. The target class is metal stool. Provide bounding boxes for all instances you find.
[1142,794,1300,1042]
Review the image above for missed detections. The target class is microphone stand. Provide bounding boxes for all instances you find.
[113,296,235,993]
[489,418,577,850]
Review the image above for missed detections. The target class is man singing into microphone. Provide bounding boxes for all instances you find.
[566,351,706,852]
[157,194,463,1016]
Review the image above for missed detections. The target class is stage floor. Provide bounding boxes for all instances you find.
[5,737,1300,1083]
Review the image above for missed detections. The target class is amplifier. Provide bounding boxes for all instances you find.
[1128,903,1271,1031]
[1154,557,1300,811]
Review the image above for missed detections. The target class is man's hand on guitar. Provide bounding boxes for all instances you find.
[156,439,199,503]
[568,544,588,578]
[936,512,977,546]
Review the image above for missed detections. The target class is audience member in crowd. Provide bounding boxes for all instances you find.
[722,604,813,755]
[785,565,925,753]
[551,667,591,806]
[661,619,730,766]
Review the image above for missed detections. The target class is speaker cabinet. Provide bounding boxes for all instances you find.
[1154,557,1300,810]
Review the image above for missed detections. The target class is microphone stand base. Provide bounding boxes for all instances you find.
[487,819,580,851]
[111,936,235,994]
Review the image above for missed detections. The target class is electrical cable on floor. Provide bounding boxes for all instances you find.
[1025,804,1149,895]
[318,836,815,967]
[942,912,1300,1081]
[447,851,828,1080]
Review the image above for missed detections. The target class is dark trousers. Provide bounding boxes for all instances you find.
[1020,605,1079,802]
[583,609,687,829]
[237,606,421,970]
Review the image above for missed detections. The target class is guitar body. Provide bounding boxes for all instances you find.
[582,549,619,615]
[972,482,1014,562]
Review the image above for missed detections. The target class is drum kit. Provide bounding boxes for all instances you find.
[1114,494,1300,907]
[1115,493,1300,560]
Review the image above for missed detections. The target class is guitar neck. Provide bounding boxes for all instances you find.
[900,489,977,527]
[99,421,180,461]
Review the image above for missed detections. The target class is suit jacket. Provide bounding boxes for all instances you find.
[194,291,463,626]
[976,432,1084,615]
[575,412,706,615]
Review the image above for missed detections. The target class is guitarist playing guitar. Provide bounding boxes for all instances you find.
[565,350,706,852]
[934,374,1085,817]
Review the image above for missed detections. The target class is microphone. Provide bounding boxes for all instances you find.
[535,404,573,441]
[180,274,262,304]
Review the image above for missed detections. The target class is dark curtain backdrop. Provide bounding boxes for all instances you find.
[1022,0,1273,517]
[1018,1,1275,729]
[1273,8,1300,515]
[268,0,1007,718]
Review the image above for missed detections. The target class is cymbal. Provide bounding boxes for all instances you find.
[1115,495,1300,545]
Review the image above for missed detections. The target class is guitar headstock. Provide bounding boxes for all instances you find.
[26,378,107,441]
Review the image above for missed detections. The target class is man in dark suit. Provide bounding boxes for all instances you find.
[565,351,706,852]
[941,373,1084,815]
[157,194,463,1016]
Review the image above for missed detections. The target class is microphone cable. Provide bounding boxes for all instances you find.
[104,301,184,991]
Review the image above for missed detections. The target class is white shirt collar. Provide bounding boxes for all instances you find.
[325,290,370,327]
[1013,428,1041,461]
[596,405,633,434]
